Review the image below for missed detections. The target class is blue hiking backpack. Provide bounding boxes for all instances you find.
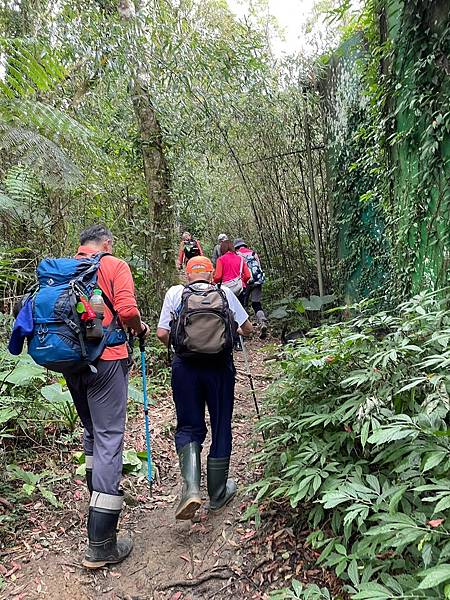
[24,253,126,374]
[237,250,265,285]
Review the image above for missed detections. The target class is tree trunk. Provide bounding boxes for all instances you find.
[118,0,175,298]
[304,98,324,297]
[131,76,174,294]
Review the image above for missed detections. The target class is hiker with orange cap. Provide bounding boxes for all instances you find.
[157,256,252,520]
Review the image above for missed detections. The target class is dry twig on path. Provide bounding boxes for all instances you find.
[157,565,236,591]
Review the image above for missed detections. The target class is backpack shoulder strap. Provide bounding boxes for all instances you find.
[215,286,230,307]
[94,253,119,318]
[101,292,117,317]
[76,253,122,326]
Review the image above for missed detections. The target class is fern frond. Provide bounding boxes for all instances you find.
[0,123,81,188]
[0,166,47,227]
[0,189,23,215]
[0,37,108,182]
[0,37,65,99]
[1,98,104,162]
[4,165,40,203]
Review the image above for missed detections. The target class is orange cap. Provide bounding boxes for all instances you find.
[186,256,214,274]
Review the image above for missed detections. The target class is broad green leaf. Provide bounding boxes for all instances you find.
[434,494,450,514]
[348,559,359,586]
[72,451,85,465]
[41,383,72,404]
[396,377,427,394]
[422,451,447,473]
[291,579,303,595]
[22,483,35,495]
[352,582,392,599]
[128,384,144,404]
[388,486,408,514]
[269,307,289,319]
[1,364,46,385]
[0,408,18,424]
[368,426,417,445]
[418,564,450,589]
[75,463,86,476]
[360,420,370,449]
[39,486,60,507]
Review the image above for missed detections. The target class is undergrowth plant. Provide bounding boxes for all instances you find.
[249,290,450,599]
[0,349,78,442]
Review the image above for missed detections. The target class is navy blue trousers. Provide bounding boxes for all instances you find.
[171,355,236,458]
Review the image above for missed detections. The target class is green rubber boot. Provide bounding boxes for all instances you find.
[175,442,202,520]
[207,456,237,512]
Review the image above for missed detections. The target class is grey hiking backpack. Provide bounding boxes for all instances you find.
[170,285,235,358]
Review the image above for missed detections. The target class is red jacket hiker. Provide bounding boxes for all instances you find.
[214,251,251,288]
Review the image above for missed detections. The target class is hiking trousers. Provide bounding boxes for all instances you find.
[243,284,265,318]
[171,355,236,458]
[65,359,129,495]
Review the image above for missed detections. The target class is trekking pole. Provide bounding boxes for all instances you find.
[239,335,266,442]
[138,334,153,489]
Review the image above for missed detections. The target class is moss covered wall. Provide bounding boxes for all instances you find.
[324,0,450,301]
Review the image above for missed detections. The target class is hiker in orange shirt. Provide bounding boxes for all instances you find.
[66,224,149,569]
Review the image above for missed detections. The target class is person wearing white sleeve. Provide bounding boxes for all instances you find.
[158,282,249,332]
[157,256,252,521]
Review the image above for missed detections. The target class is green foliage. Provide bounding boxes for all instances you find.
[40,383,79,432]
[251,291,450,598]
[270,580,333,600]
[6,464,65,507]
[0,37,65,98]
[326,0,450,301]
[296,295,336,313]
[0,37,103,189]
[73,449,154,479]
[325,34,391,302]
[379,0,450,296]
[0,348,78,441]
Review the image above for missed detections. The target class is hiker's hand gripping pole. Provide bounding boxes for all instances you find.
[239,335,265,442]
[139,333,153,489]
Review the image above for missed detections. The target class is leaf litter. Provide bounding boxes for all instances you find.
[0,338,343,600]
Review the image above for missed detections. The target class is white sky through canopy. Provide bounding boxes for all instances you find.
[227,0,362,56]
[228,0,320,55]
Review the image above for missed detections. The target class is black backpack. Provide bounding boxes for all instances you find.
[170,285,235,359]
[183,239,201,260]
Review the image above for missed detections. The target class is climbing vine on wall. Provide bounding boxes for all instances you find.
[325,0,450,302]
[380,0,450,296]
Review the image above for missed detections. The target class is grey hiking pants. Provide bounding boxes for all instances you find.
[65,359,129,495]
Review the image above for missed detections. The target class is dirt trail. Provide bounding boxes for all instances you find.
[2,340,271,600]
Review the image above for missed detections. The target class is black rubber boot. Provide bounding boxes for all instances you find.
[83,492,133,569]
[86,469,93,496]
[207,456,237,512]
[175,442,202,520]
